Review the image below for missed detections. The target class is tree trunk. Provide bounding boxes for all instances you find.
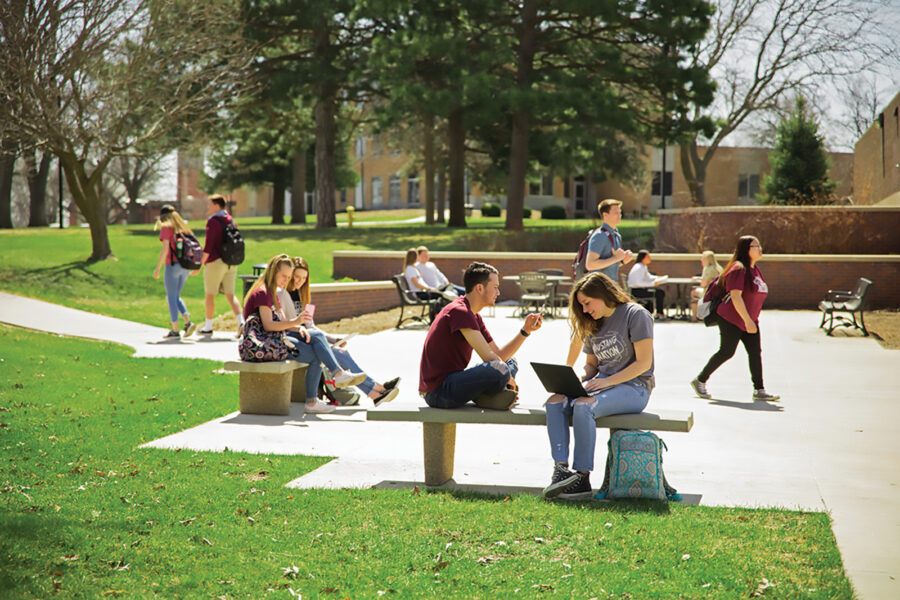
[59,153,114,260]
[446,107,466,228]
[0,150,15,229]
[679,139,707,207]
[436,164,446,224]
[290,151,307,224]
[271,167,285,225]
[314,96,337,228]
[26,151,52,227]
[505,0,538,232]
[422,112,435,225]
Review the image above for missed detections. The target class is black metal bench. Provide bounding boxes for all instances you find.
[819,277,873,336]
[391,274,441,328]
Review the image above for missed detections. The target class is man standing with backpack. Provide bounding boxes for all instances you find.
[198,195,244,335]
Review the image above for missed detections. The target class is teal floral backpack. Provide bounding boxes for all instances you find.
[596,430,678,501]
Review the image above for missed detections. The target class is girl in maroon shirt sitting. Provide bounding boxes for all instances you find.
[691,236,779,402]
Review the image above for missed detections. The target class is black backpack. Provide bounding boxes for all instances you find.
[219,218,245,266]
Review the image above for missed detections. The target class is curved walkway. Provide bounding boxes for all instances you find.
[0,290,898,599]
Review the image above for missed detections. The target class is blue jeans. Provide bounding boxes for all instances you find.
[546,380,650,472]
[424,358,518,409]
[285,330,343,401]
[163,263,190,323]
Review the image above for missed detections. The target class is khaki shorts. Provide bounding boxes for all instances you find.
[203,258,238,296]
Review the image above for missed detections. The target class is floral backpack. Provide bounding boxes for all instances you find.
[238,313,291,362]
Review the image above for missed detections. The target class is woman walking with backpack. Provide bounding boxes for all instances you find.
[153,205,198,339]
[690,236,779,402]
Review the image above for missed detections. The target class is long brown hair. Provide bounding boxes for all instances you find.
[569,272,633,342]
[717,236,757,292]
[404,248,418,268]
[154,210,193,235]
[287,256,311,307]
[245,254,292,310]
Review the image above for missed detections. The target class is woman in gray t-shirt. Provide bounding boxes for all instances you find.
[542,272,654,500]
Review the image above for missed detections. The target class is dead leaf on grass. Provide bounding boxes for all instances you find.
[752,578,776,597]
[60,554,79,561]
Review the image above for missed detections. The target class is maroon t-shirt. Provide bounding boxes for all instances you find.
[203,213,232,263]
[158,226,176,265]
[717,264,768,331]
[419,296,494,393]
[243,286,276,321]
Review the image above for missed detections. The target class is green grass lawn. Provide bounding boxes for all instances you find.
[0,325,853,599]
[0,217,655,330]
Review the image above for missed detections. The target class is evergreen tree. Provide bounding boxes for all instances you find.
[761,97,836,205]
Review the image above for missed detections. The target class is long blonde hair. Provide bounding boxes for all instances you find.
[569,272,633,343]
[245,254,292,310]
[154,210,193,235]
[287,256,311,307]
[701,250,723,273]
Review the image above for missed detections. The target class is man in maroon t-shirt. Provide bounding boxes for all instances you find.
[197,195,243,335]
[419,262,543,410]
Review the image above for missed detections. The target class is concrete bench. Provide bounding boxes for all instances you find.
[223,360,309,415]
[367,406,694,486]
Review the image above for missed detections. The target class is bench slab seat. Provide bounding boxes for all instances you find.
[367,406,693,486]
[223,360,309,415]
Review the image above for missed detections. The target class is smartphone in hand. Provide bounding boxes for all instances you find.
[306,304,316,319]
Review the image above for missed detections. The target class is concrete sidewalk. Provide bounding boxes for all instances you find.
[1,290,898,599]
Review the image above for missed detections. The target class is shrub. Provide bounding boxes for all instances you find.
[522,207,532,219]
[541,205,567,219]
[481,202,501,217]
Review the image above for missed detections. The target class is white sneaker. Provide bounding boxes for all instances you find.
[332,371,366,388]
[305,399,336,413]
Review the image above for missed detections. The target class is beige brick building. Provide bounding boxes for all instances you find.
[853,88,900,205]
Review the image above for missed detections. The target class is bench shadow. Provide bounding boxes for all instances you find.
[192,336,239,343]
[707,398,784,412]
[220,406,368,426]
[372,479,702,508]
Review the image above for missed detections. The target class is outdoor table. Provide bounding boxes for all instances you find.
[659,277,696,319]
[252,262,266,276]
[502,274,572,318]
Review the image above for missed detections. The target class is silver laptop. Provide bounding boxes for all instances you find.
[530,362,590,398]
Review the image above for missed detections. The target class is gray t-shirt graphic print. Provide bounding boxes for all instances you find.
[582,302,655,391]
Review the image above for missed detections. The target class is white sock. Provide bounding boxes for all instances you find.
[204,318,213,329]
[237,314,245,326]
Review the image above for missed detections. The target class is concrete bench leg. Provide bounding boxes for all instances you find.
[423,422,456,486]
[238,372,292,416]
[290,365,309,404]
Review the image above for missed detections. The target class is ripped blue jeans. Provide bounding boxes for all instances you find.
[545,380,650,472]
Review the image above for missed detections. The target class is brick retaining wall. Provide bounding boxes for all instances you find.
[309,281,398,323]
[333,251,900,310]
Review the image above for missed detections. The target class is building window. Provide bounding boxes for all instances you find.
[371,137,382,158]
[389,175,402,205]
[407,175,420,205]
[563,178,570,198]
[738,173,760,203]
[355,136,366,158]
[371,176,383,207]
[651,171,672,197]
[390,147,401,157]
[528,180,540,195]
[340,189,347,204]
[542,174,553,196]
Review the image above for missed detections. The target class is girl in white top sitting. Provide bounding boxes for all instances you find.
[690,250,724,321]
[403,248,447,321]
[626,250,667,320]
[277,256,400,407]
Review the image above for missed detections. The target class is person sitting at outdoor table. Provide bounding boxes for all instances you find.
[626,250,667,320]
[689,250,724,322]
[242,254,366,414]
[403,248,448,321]
[416,246,465,297]
[277,256,400,407]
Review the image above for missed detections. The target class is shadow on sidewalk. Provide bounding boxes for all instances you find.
[221,406,368,426]
[707,398,784,412]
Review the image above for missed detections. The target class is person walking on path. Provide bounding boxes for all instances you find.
[543,272,655,500]
[278,256,400,407]
[691,236,780,402]
[198,195,243,335]
[567,198,635,365]
[242,254,365,414]
[152,205,198,339]
[419,262,543,410]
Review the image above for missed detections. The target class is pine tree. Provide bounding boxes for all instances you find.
[762,97,837,205]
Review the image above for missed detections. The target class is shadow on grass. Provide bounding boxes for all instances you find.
[707,398,784,412]
[22,260,112,284]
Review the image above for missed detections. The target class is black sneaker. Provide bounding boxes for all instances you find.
[165,330,180,339]
[473,389,517,410]
[557,472,593,501]
[198,329,213,336]
[542,464,578,498]
[383,377,401,390]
